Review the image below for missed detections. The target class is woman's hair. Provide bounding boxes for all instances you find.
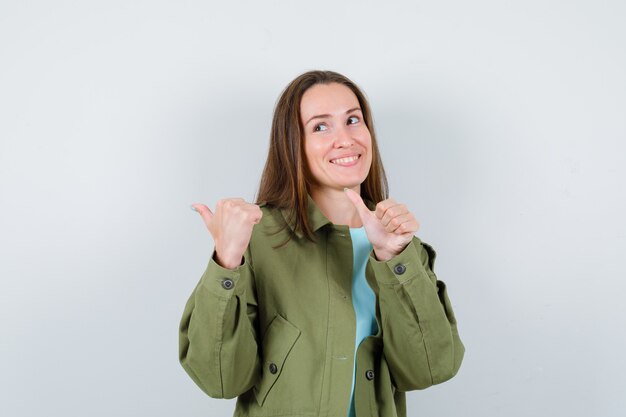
[255,70,388,242]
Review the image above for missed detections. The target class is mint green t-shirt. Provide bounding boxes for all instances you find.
[347,227,379,417]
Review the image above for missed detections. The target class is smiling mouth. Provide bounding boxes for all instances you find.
[330,154,361,165]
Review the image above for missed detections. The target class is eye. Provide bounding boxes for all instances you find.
[314,123,328,132]
[347,116,360,125]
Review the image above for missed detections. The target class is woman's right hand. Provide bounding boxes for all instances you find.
[191,199,263,270]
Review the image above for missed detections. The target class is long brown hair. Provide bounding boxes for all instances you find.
[255,70,388,242]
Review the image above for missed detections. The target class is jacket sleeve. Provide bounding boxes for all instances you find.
[178,247,261,398]
[367,236,464,392]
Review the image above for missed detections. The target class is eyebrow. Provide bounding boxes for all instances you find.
[304,107,362,126]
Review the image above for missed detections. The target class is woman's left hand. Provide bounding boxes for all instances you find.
[345,188,420,262]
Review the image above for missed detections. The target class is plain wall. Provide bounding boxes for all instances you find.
[1,1,625,416]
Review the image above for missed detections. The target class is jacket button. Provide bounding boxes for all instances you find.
[269,363,278,374]
[365,369,375,380]
[393,264,406,275]
[221,278,234,290]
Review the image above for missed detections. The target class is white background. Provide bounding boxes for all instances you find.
[1,1,625,416]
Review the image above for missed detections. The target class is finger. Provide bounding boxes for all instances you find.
[243,204,263,224]
[375,198,398,220]
[190,203,214,228]
[219,198,246,210]
[380,204,409,227]
[385,213,413,233]
[390,218,420,235]
[216,200,261,225]
[344,188,373,223]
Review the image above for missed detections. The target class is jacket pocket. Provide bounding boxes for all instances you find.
[253,313,301,407]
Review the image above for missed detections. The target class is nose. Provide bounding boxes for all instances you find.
[334,124,355,148]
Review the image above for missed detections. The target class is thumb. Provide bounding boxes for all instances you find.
[190,203,214,228]
[344,188,372,223]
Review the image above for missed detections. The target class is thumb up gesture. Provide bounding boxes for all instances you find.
[344,188,420,262]
[191,199,262,270]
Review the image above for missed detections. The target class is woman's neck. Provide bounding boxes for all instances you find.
[309,185,363,228]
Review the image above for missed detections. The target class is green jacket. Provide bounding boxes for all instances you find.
[179,196,464,417]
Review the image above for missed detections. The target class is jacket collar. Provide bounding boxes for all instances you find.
[279,193,376,239]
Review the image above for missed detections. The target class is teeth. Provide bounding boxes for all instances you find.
[331,155,359,164]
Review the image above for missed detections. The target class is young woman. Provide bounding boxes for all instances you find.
[180,70,464,417]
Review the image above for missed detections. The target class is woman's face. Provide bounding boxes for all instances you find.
[300,82,373,194]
